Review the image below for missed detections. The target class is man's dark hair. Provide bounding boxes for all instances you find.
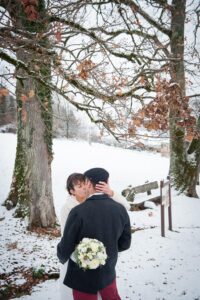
[84,168,109,187]
[66,173,85,195]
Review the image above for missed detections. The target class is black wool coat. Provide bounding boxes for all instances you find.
[57,194,132,294]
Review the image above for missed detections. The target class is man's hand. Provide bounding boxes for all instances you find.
[95,181,114,197]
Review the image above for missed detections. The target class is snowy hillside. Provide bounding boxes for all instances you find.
[0,133,200,300]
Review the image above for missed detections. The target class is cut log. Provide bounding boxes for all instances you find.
[130,196,161,211]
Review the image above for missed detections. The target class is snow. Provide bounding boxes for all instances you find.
[143,200,157,209]
[52,137,169,220]
[0,133,200,300]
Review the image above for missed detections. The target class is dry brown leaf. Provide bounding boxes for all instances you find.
[133,118,142,127]
[55,31,62,43]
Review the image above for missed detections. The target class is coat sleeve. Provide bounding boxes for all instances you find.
[57,209,81,264]
[118,211,132,252]
[60,204,71,236]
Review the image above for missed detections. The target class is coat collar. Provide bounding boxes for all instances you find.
[88,192,104,198]
[86,194,109,201]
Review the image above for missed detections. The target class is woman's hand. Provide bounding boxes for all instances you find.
[95,181,114,197]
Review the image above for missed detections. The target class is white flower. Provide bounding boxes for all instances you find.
[101,259,106,265]
[74,238,108,270]
[87,253,93,260]
[88,259,99,269]
[82,238,90,243]
[90,242,99,253]
[81,262,87,269]
[78,253,84,260]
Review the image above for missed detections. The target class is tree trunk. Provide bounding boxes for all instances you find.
[4,0,57,227]
[169,0,199,197]
[186,117,200,197]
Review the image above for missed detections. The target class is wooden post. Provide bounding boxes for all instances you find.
[168,180,172,231]
[160,180,165,237]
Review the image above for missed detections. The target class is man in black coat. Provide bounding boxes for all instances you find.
[57,167,131,300]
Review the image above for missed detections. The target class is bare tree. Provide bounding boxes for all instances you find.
[0,0,57,227]
[59,0,200,197]
[0,0,143,227]
[52,101,83,139]
[0,0,199,230]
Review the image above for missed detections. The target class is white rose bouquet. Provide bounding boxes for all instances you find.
[73,238,107,270]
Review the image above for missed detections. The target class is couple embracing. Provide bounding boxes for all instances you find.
[57,167,132,300]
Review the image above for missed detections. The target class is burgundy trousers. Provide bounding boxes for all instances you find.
[72,279,121,300]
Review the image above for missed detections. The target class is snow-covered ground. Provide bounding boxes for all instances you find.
[0,133,200,300]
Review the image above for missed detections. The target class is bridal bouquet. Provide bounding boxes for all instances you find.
[73,238,107,270]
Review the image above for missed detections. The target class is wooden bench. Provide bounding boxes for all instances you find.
[122,181,161,211]
[123,179,173,236]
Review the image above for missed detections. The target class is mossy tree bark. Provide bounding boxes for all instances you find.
[4,0,56,227]
[186,117,200,197]
[169,0,200,198]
